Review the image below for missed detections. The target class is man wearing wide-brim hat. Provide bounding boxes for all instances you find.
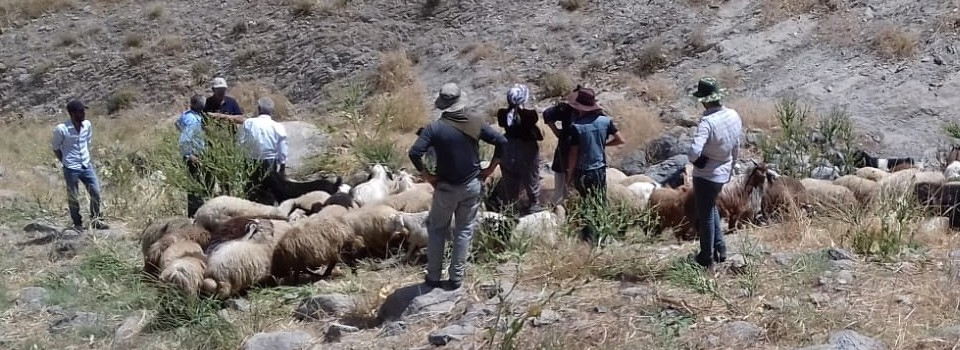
[686,77,743,271]
[409,82,508,291]
[563,87,626,245]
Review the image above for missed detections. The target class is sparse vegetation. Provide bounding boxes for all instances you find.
[634,41,671,77]
[727,97,777,130]
[106,88,138,114]
[559,0,585,11]
[57,31,78,47]
[0,0,75,22]
[155,35,184,55]
[290,0,316,17]
[190,60,213,87]
[758,97,856,178]
[124,32,144,48]
[461,41,498,64]
[605,100,664,156]
[872,24,918,59]
[374,50,416,94]
[539,70,574,98]
[124,49,149,66]
[145,2,165,20]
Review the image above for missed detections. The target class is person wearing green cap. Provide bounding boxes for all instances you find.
[687,77,742,270]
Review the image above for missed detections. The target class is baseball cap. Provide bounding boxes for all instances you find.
[211,77,228,89]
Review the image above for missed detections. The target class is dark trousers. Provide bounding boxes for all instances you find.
[693,177,726,267]
[573,167,607,244]
[499,139,542,213]
[63,166,103,226]
[245,159,282,205]
[186,158,214,218]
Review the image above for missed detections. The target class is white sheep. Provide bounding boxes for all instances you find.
[512,205,566,246]
[855,167,889,182]
[800,178,858,211]
[833,175,880,206]
[945,161,960,183]
[193,196,288,233]
[392,168,416,193]
[620,174,658,187]
[277,191,331,216]
[626,181,659,208]
[350,164,392,207]
[383,187,434,213]
[340,203,409,259]
[605,168,628,184]
[878,168,945,197]
[159,251,207,296]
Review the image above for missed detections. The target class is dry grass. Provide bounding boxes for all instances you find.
[362,83,429,133]
[229,80,296,120]
[872,24,918,59]
[539,70,574,99]
[154,35,184,56]
[0,0,75,22]
[692,65,743,92]
[123,32,143,48]
[559,0,586,11]
[375,50,416,94]
[625,76,677,106]
[759,0,836,26]
[817,11,862,47]
[144,2,165,20]
[106,88,138,114]
[289,0,316,17]
[460,41,499,64]
[726,97,777,130]
[56,31,78,47]
[634,41,671,77]
[604,100,664,158]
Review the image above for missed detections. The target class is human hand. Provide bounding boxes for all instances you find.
[479,167,495,180]
[421,173,438,186]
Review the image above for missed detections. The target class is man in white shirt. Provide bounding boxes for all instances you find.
[51,100,109,231]
[686,77,742,270]
[237,97,289,205]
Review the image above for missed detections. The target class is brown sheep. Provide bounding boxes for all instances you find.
[139,217,194,274]
[201,218,290,298]
[143,225,211,278]
[277,190,332,216]
[270,214,365,283]
[761,174,808,220]
[340,204,409,260]
[834,175,880,206]
[159,251,207,296]
[717,164,769,232]
[193,195,289,233]
[648,184,696,240]
[799,178,858,212]
[382,187,434,213]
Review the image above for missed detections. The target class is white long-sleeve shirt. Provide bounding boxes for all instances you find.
[238,114,288,164]
[52,120,93,170]
[688,106,743,184]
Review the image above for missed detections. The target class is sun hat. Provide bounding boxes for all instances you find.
[66,100,86,113]
[565,87,602,112]
[690,77,727,103]
[434,83,467,112]
[211,77,228,89]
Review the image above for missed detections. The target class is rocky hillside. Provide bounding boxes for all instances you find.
[2,0,959,157]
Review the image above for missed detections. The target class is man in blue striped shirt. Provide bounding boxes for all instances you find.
[176,95,214,217]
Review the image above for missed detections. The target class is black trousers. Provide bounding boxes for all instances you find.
[245,159,283,205]
[186,158,214,218]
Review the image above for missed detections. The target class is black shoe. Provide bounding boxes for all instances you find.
[72,224,84,232]
[688,252,713,269]
[714,251,727,264]
[92,220,110,230]
[443,280,462,291]
[424,279,442,289]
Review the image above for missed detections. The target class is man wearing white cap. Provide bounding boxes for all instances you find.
[204,77,243,116]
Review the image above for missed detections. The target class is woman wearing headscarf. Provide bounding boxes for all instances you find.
[496,84,545,214]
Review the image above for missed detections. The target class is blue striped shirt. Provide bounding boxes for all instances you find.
[176,110,205,158]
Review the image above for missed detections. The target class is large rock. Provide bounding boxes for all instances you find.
[16,287,50,309]
[644,154,689,185]
[377,284,466,323]
[795,330,887,350]
[112,310,155,349]
[645,134,686,164]
[49,311,106,334]
[294,294,356,321]
[280,121,329,175]
[242,331,315,350]
[618,149,647,176]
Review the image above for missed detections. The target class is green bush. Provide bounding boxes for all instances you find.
[758,97,856,178]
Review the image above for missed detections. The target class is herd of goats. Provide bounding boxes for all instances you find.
[138,147,960,299]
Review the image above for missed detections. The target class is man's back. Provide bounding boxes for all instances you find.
[570,114,616,171]
[240,116,287,161]
[409,120,506,186]
[691,107,742,182]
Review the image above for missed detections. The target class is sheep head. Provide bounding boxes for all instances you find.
[393,169,416,193]
[745,162,769,188]
[370,164,388,181]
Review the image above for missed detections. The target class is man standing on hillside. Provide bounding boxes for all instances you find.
[564,87,625,245]
[52,100,109,231]
[205,77,243,116]
[409,83,507,291]
[238,97,289,205]
[542,85,580,205]
[176,95,214,217]
[686,77,742,271]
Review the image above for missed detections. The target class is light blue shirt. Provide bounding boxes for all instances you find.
[688,106,743,184]
[176,110,205,158]
[52,120,93,170]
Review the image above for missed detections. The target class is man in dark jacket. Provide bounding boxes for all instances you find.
[409,83,507,291]
[204,77,243,116]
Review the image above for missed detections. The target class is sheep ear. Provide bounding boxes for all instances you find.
[244,221,259,239]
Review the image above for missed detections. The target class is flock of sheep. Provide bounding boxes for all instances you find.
[137,149,960,299]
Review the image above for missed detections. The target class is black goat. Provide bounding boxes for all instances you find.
[852,150,914,171]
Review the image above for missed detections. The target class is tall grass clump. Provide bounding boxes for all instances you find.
[758,97,856,178]
[150,118,261,200]
[834,187,924,260]
[563,189,659,247]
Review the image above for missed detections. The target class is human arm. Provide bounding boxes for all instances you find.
[688,119,712,168]
[408,124,437,183]
[496,109,508,128]
[478,125,507,179]
[51,127,63,163]
[542,107,563,138]
[566,132,579,183]
[276,125,289,171]
[605,120,625,147]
